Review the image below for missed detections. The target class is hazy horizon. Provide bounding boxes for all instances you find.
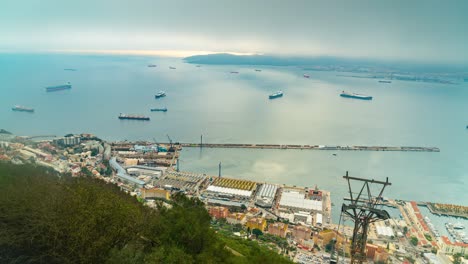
[1,0,468,64]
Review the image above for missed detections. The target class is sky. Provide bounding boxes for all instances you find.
[1,0,467,63]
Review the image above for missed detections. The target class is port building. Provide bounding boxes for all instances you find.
[279,189,322,213]
[255,184,278,208]
[110,157,145,188]
[205,177,257,199]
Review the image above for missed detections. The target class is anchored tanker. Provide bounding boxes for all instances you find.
[340,91,373,100]
[12,105,34,112]
[269,91,284,99]
[151,107,168,112]
[118,114,150,121]
[155,91,166,99]
[46,82,72,92]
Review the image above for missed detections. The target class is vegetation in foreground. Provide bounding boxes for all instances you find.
[0,162,292,264]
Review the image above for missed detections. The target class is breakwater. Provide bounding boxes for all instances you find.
[180,143,440,152]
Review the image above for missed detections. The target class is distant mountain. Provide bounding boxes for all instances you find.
[184,53,468,74]
[184,53,368,66]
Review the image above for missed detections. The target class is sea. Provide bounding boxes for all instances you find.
[1,53,467,228]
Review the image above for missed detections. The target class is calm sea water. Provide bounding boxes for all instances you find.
[1,53,467,222]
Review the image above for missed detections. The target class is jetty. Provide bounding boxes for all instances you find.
[179,143,440,152]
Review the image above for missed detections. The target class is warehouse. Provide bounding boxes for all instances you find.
[279,190,322,212]
[255,184,278,208]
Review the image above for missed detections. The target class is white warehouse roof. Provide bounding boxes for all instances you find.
[206,185,252,197]
[376,226,394,237]
[279,191,322,211]
[256,184,278,199]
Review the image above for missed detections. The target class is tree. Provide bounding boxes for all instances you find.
[240,204,247,211]
[403,226,408,235]
[453,253,462,264]
[410,236,418,246]
[252,228,263,239]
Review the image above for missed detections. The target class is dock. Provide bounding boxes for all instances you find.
[179,143,440,152]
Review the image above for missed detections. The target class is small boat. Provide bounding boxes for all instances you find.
[118,113,150,121]
[255,69,262,72]
[230,71,239,74]
[169,66,176,70]
[379,80,392,83]
[63,68,77,71]
[196,65,201,67]
[155,91,166,99]
[454,223,465,230]
[340,91,373,100]
[332,153,337,156]
[148,64,157,67]
[303,74,310,78]
[151,107,168,112]
[269,91,283,99]
[12,105,34,113]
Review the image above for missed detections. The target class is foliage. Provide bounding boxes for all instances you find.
[453,253,462,264]
[0,163,291,264]
[424,233,433,241]
[410,236,418,246]
[252,228,263,239]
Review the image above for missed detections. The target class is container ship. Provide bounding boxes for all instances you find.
[46,82,72,92]
[340,91,373,100]
[151,107,168,112]
[269,91,284,99]
[118,114,150,121]
[12,105,34,112]
[155,91,166,98]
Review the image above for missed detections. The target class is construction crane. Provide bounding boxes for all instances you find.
[166,134,175,152]
[340,171,391,264]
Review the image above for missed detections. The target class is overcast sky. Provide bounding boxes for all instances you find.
[1,0,467,63]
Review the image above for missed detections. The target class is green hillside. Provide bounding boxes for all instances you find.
[0,163,292,264]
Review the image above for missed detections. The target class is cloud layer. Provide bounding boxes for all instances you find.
[1,0,467,63]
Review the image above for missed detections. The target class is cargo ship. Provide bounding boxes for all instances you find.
[379,80,392,83]
[151,107,168,112]
[12,105,34,113]
[340,91,373,100]
[269,91,284,99]
[118,114,150,121]
[303,74,310,78]
[46,82,72,92]
[155,91,166,99]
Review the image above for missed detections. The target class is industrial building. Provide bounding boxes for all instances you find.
[140,188,170,200]
[109,157,145,188]
[255,183,278,208]
[205,177,256,200]
[279,189,322,213]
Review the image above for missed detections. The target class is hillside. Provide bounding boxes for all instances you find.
[0,162,292,264]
